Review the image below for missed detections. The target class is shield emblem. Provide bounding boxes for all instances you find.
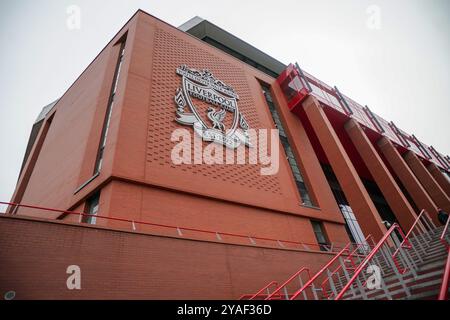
[174,65,251,148]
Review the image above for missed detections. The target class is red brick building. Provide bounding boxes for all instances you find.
[1,10,449,300]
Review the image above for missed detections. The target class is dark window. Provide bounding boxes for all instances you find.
[94,41,126,174]
[311,220,330,251]
[362,179,398,225]
[322,164,366,244]
[83,193,100,225]
[260,84,315,207]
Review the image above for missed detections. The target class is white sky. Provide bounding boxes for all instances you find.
[0,0,449,210]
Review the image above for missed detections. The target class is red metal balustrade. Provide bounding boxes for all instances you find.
[242,237,374,300]
[238,281,280,300]
[288,236,376,300]
[0,201,347,253]
[438,214,450,300]
[320,235,374,299]
[278,63,450,172]
[391,209,432,274]
[334,223,412,300]
[248,207,441,300]
[331,209,446,300]
[288,243,354,300]
[4,200,446,299]
[265,267,311,300]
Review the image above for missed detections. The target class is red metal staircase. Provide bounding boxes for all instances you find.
[240,209,450,300]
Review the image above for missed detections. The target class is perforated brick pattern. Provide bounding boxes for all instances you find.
[147,28,281,194]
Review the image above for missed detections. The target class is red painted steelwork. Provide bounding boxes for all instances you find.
[0,201,345,253]
[334,223,404,300]
[277,63,310,111]
[320,234,374,299]
[438,214,450,300]
[276,63,450,172]
[391,209,429,274]
[265,267,311,300]
[249,281,280,300]
[289,244,352,300]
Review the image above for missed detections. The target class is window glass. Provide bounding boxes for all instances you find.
[261,84,315,207]
[322,164,366,244]
[311,221,330,251]
[84,193,99,225]
[94,42,125,174]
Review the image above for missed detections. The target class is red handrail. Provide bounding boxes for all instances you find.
[265,267,311,300]
[440,213,450,249]
[391,210,427,274]
[438,215,450,300]
[438,247,450,300]
[0,201,347,253]
[320,235,373,299]
[401,209,427,240]
[239,293,274,300]
[246,281,279,300]
[289,244,351,300]
[334,224,405,300]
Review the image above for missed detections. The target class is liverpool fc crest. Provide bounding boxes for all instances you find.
[174,65,251,148]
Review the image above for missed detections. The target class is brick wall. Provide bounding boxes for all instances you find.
[0,215,336,299]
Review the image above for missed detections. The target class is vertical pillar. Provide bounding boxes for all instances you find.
[403,151,450,213]
[427,163,450,198]
[377,137,439,224]
[345,119,418,230]
[303,96,386,240]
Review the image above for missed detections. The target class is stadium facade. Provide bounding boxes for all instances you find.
[1,10,449,300]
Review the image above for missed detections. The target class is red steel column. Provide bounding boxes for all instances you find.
[303,97,386,240]
[377,137,439,224]
[427,163,450,198]
[403,151,450,213]
[345,119,418,230]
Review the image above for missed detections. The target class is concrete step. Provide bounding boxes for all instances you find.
[340,227,448,300]
[243,226,449,300]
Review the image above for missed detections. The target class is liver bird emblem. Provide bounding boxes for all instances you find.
[207,106,226,131]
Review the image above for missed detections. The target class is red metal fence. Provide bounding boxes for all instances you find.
[0,201,349,253]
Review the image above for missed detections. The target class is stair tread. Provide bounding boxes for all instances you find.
[243,226,449,300]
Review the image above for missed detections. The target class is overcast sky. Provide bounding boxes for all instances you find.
[0,0,449,210]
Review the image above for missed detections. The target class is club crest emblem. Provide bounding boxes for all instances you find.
[174,65,251,148]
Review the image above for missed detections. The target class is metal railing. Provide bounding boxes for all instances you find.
[335,215,435,300]
[391,209,433,274]
[438,215,450,300]
[332,207,443,300]
[242,237,375,300]
[6,200,444,300]
[239,208,440,300]
[334,224,399,299]
[320,235,374,299]
[265,268,311,300]
[292,64,448,171]
[239,281,279,300]
[0,201,348,253]
[289,243,355,300]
